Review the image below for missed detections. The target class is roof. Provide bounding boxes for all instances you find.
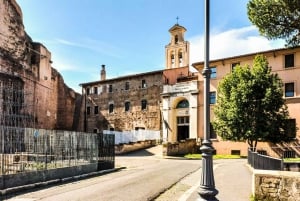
[168,23,187,32]
[79,69,163,87]
[192,46,300,67]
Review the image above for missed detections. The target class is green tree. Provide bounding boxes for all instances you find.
[213,55,292,151]
[247,0,300,47]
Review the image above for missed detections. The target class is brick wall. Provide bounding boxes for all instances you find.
[0,0,80,131]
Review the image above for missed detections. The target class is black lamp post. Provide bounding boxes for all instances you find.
[198,0,218,200]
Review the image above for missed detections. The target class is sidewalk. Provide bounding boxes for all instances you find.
[185,159,252,201]
[155,158,253,201]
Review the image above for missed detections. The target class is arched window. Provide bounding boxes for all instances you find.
[171,54,175,68]
[178,51,183,66]
[175,35,178,44]
[176,100,189,108]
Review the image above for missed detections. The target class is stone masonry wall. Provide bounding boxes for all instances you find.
[85,71,163,132]
[163,138,198,156]
[254,170,300,201]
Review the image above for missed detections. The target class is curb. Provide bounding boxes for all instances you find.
[0,167,126,197]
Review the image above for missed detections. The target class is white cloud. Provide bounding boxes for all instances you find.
[54,38,123,59]
[189,26,285,64]
[50,56,82,72]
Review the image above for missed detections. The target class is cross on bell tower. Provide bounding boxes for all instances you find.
[165,19,190,69]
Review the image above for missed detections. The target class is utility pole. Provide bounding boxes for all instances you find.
[198,0,218,200]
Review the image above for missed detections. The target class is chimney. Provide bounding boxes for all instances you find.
[101,64,106,80]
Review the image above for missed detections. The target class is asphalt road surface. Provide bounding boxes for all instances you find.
[4,146,201,201]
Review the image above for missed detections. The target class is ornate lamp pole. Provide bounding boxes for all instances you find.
[198,0,218,200]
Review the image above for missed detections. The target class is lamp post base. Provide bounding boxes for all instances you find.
[198,141,218,200]
[198,186,219,201]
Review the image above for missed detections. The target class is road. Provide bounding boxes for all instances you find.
[4,145,201,201]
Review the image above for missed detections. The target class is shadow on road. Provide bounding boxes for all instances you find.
[117,149,155,157]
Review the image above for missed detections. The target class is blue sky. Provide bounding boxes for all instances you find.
[17,0,284,93]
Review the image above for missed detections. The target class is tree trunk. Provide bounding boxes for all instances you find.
[247,139,257,152]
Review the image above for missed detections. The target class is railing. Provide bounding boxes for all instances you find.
[257,145,300,159]
[0,127,115,175]
[103,129,160,145]
[248,149,283,171]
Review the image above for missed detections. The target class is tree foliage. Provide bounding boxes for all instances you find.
[247,0,300,47]
[213,55,292,150]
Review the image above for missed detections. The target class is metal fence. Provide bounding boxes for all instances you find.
[256,145,300,159]
[103,129,160,145]
[248,149,283,170]
[0,127,114,175]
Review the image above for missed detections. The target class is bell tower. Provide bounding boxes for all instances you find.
[165,22,190,69]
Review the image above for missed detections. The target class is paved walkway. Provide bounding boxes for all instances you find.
[185,159,252,201]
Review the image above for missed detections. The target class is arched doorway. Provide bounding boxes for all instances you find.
[176,99,189,141]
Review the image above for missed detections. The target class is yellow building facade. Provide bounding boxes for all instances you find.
[193,47,300,155]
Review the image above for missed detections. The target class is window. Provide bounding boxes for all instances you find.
[125,101,130,112]
[231,62,240,71]
[175,35,178,44]
[93,87,98,94]
[86,88,90,95]
[176,99,189,108]
[125,82,130,90]
[210,91,216,104]
[285,54,294,68]
[108,84,113,93]
[210,66,216,78]
[141,99,147,110]
[141,80,147,88]
[94,106,99,114]
[285,83,294,97]
[171,54,175,67]
[86,106,91,115]
[210,123,217,139]
[109,103,114,113]
[179,52,183,66]
[177,116,189,125]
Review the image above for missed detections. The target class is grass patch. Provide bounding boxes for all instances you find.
[184,154,242,159]
[283,158,300,162]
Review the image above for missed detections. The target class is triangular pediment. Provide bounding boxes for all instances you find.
[169,24,187,32]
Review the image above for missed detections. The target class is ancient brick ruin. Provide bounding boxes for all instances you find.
[0,0,81,131]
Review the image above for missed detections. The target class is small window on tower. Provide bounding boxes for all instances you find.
[175,35,179,44]
[179,52,183,66]
[171,54,175,68]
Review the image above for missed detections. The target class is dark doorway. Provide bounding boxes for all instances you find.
[177,125,189,141]
[177,116,189,141]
